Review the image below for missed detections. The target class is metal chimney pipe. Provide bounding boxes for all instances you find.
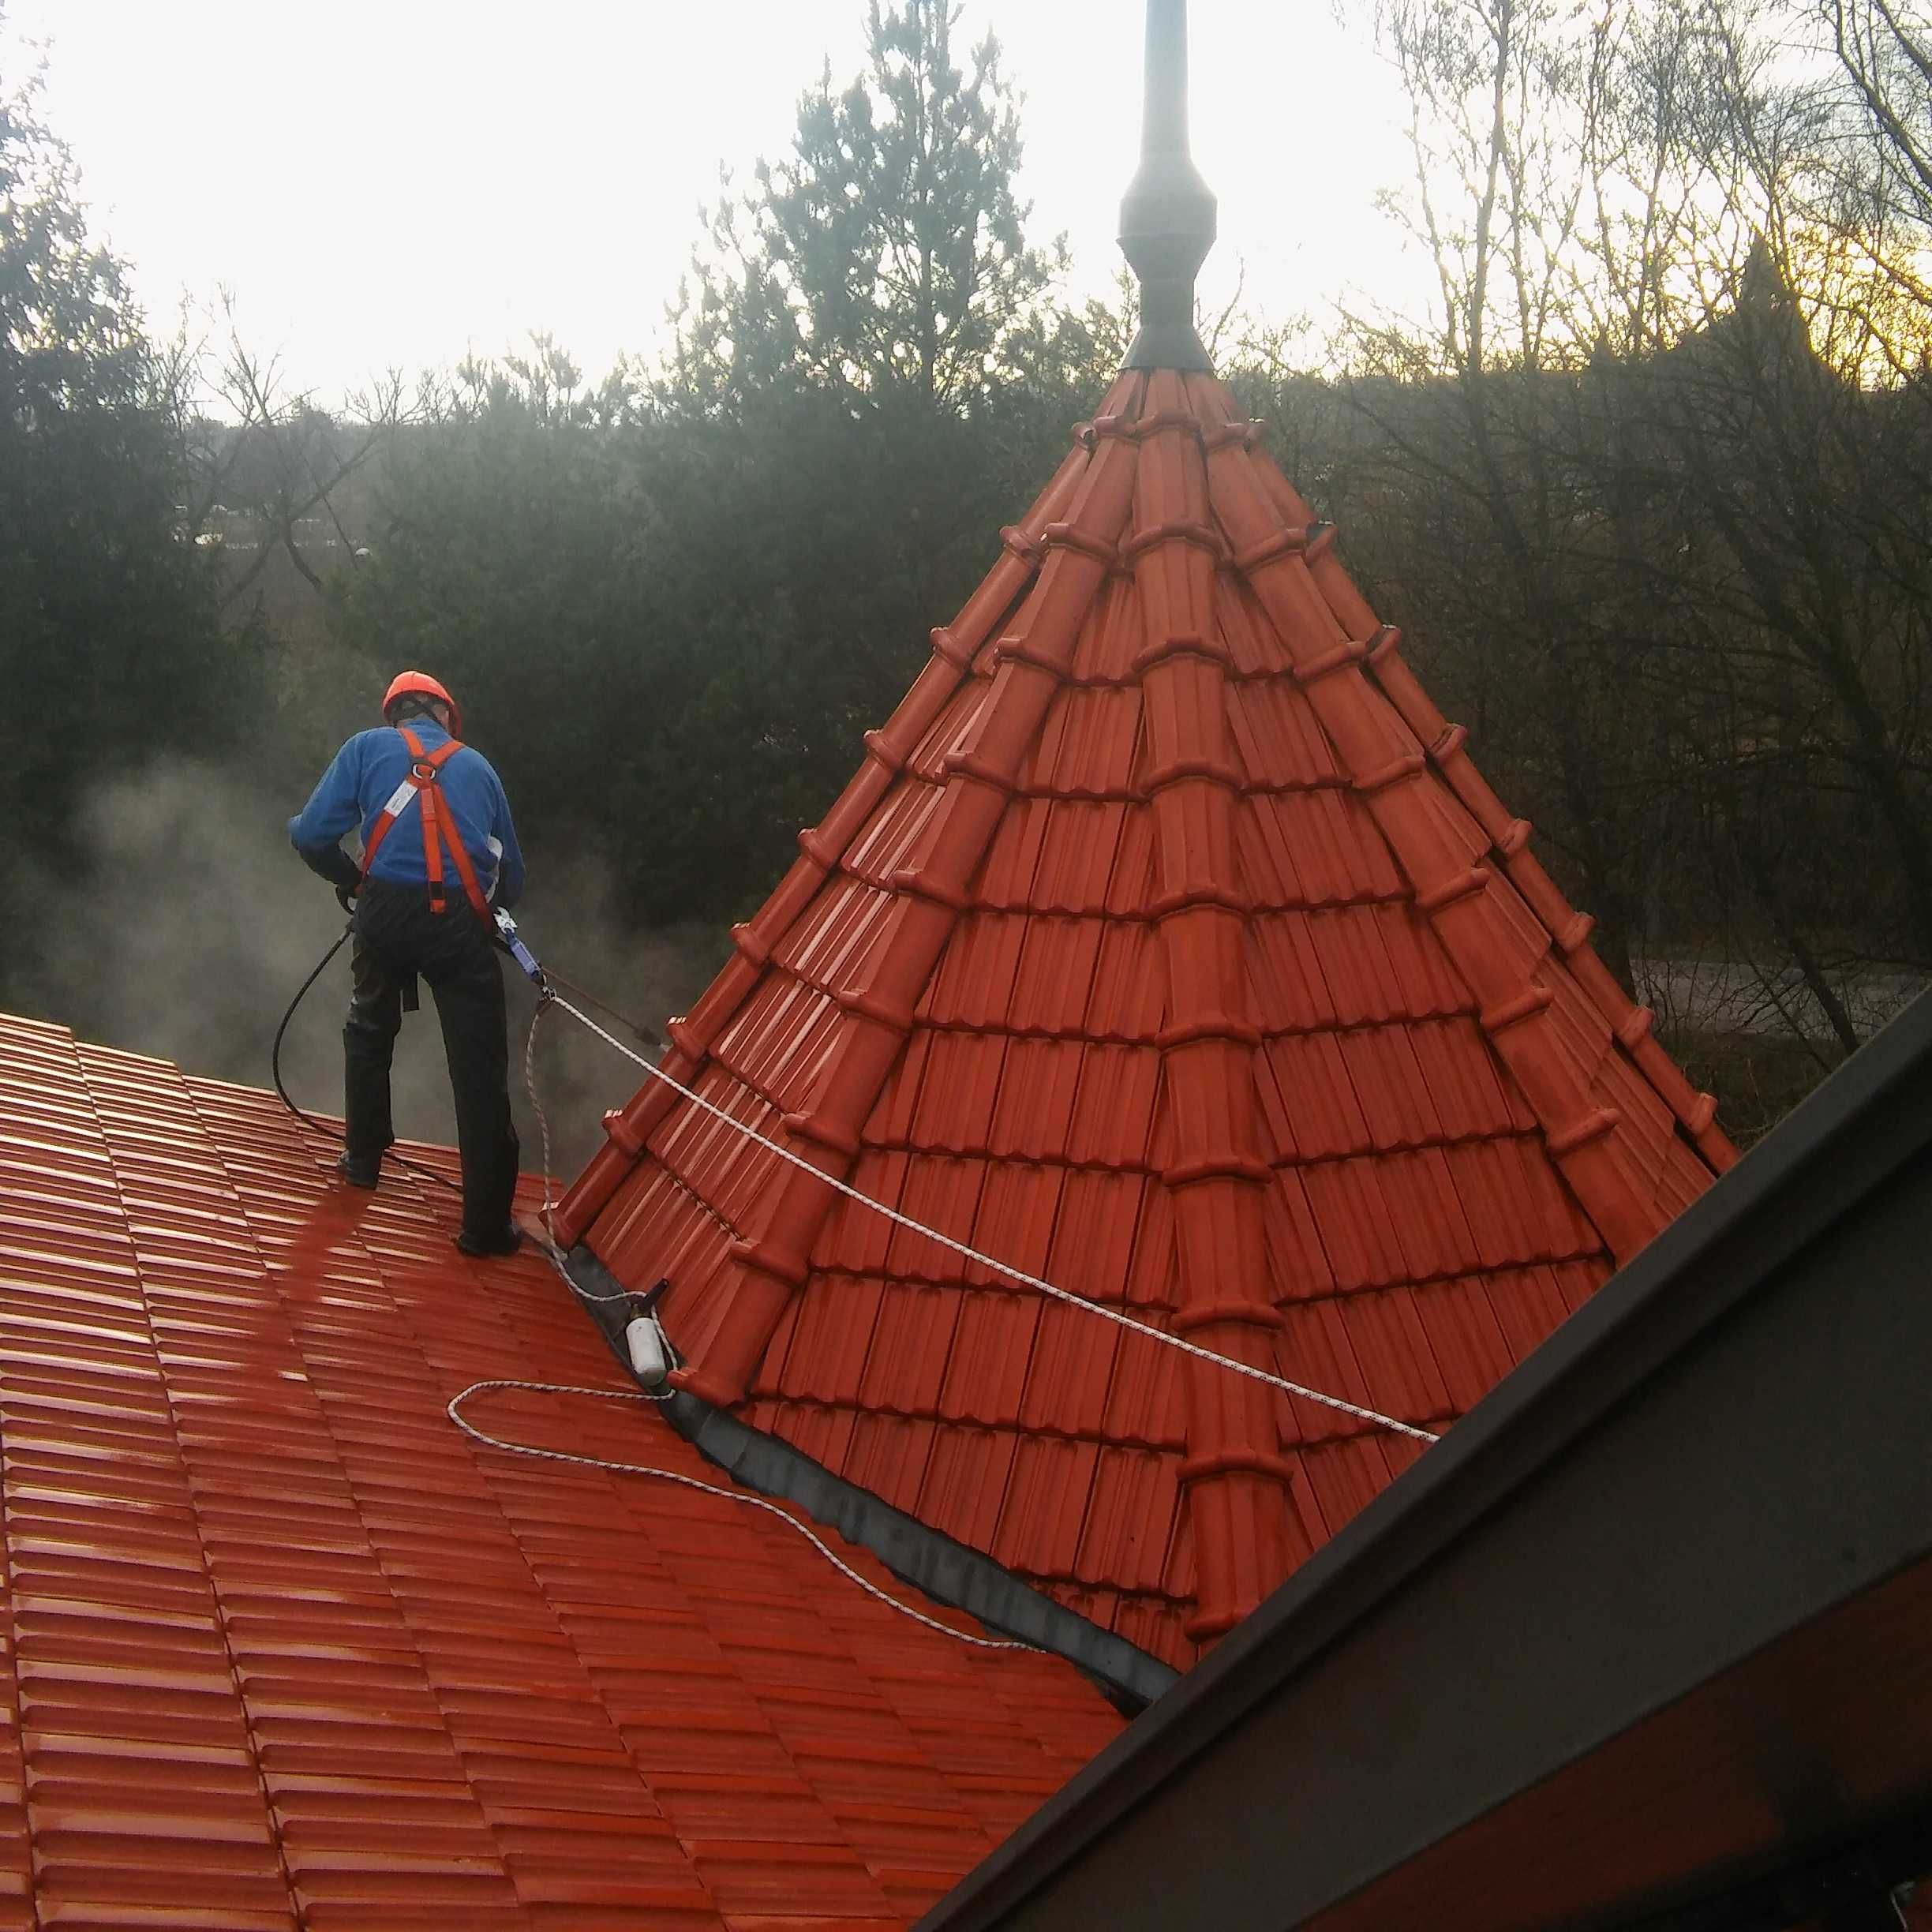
[1118,0,1218,371]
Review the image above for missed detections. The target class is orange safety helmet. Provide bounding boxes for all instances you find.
[381,670,462,736]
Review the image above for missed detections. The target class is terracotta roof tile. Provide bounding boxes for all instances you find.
[1295,1433,1400,1539]
[560,367,1735,1669]
[935,1291,1041,1426]
[844,777,949,885]
[1075,1449,1182,1595]
[1093,1334,1190,1452]
[913,1428,1021,1552]
[1009,922,1108,1035]
[908,682,997,783]
[905,1034,1009,1153]
[985,1039,1086,1159]
[813,1154,910,1276]
[1017,1300,1122,1439]
[1331,1286,1457,1421]
[1441,1137,1604,1267]
[856,1287,964,1416]
[1237,788,1407,908]
[1039,806,1133,915]
[1406,1015,1535,1136]
[1021,687,1144,796]
[761,1271,884,1406]
[1411,1273,1520,1409]
[1223,676,1341,785]
[1378,1148,1485,1279]
[0,1012,1123,1925]
[918,915,1029,1032]
[990,1438,1101,1579]
[1040,1170,1149,1308]
[1263,1170,1339,1302]
[713,980,849,1110]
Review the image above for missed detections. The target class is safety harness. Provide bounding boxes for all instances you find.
[357,726,490,919]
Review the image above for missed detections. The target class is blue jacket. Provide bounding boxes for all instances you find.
[289,720,526,908]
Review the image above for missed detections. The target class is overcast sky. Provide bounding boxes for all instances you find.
[6,0,1440,404]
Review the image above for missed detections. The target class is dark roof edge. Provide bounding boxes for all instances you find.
[562,1245,1180,1715]
[919,990,1932,1930]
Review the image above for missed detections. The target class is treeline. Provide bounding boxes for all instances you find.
[0,39,263,863]
[5,0,1930,1136]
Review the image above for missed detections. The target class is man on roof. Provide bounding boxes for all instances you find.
[286,672,527,1257]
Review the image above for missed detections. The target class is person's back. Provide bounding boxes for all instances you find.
[288,672,527,1256]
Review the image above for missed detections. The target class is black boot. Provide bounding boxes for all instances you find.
[454,1224,523,1258]
[335,1150,380,1189]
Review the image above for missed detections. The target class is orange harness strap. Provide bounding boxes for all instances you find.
[358,727,491,919]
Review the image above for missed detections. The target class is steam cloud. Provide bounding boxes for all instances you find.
[14,758,721,1185]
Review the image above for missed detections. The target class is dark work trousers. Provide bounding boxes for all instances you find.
[343,878,520,1238]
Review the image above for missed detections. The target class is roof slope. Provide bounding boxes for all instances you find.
[0,1009,1120,1930]
[556,367,1736,1672]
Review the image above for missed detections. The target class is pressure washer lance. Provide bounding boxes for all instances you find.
[492,907,548,992]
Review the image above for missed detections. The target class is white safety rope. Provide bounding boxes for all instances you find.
[453,1008,1031,1654]
[458,995,1431,1655]
[541,993,1440,1446]
[523,1002,631,1302]
[447,1378,1029,1652]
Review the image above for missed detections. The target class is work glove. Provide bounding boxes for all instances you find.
[335,883,358,918]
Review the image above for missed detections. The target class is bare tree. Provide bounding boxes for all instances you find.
[167,293,417,614]
[1305,0,1932,1099]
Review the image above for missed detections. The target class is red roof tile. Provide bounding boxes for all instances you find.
[557,367,1737,1672]
[0,1010,1121,1927]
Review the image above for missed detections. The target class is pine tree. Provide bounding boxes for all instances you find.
[673,0,1066,414]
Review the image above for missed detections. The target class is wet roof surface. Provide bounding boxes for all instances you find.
[560,367,1735,1672]
[0,1009,1120,1930]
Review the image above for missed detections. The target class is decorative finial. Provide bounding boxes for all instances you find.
[1118,0,1217,372]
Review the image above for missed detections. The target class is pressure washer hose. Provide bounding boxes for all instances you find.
[273,920,664,1202]
[273,931,1032,1655]
[271,920,463,1196]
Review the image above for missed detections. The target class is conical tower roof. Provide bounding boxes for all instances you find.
[553,3,1734,1672]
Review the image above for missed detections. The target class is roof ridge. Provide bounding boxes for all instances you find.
[1188,369,1731,1264]
[1130,369,1294,1642]
[1354,621,1734,1169]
